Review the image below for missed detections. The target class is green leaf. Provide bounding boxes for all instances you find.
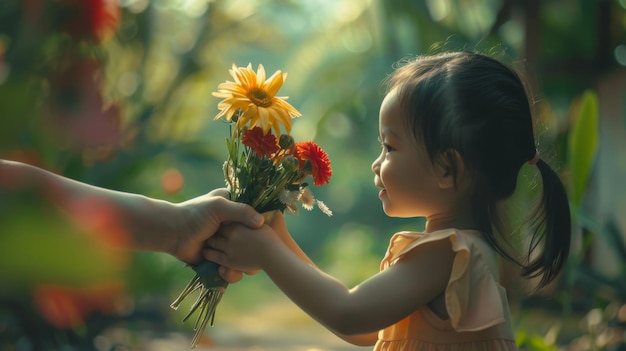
[0,201,124,288]
[567,89,599,207]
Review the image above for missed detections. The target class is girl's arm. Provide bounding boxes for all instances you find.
[206,222,455,338]
[264,212,378,345]
[265,211,314,265]
[0,159,263,266]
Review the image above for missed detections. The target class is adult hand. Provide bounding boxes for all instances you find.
[172,188,264,282]
[204,222,278,273]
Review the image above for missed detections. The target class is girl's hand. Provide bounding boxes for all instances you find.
[204,222,282,273]
[265,211,316,266]
[265,210,289,238]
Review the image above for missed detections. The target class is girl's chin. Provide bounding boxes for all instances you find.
[381,204,419,219]
[380,202,392,216]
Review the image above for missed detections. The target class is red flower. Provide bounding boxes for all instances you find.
[60,0,120,43]
[242,127,280,157]
[296,141,332,186]
[45,58,122,151]
[33,281,127,329]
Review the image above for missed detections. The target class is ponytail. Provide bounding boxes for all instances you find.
[522,159,571,288]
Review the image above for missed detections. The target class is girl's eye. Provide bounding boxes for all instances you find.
[378,136,393,152]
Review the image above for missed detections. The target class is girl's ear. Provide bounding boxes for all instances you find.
[434,149,465,190]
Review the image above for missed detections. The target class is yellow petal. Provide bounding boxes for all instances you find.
[229,64,243,85]
[272,106,292,133]
[214,108,228,120]
[229,64,250,88]
[264,70,284,97]
[240,64,257,88]
[213,91,233,98]
[275,99,302,117]
[256,64,266,87]
[269,110,285,136]
[217,81,240,89]
[223,107,238,121]
[257,107,271,134]
[238,105,257,129]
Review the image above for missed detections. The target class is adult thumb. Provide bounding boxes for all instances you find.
[215,199,264,228]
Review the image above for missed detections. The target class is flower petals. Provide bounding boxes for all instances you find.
[296,142,332,186]
[213,63,301,134]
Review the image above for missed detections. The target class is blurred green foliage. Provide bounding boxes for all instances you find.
[2,0,626,349]
[568,90,599,208]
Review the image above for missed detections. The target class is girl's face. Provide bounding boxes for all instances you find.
[371,91,442,218]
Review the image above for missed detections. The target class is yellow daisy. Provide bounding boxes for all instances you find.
[212,63,302,135]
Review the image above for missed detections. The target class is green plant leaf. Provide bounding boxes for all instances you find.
[567,89,599,207]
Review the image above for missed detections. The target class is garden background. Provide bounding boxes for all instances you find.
[1,0,626,350]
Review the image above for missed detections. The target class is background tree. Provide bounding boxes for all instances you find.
[1,0,625,349]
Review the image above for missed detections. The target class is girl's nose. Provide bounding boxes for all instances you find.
[371,156,381,175]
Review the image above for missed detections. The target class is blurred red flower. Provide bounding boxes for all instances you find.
[33,281,128,329]
[59,0,120,43]
[296,141,332,186]
[45,58,122,151]
[242,126,280,157]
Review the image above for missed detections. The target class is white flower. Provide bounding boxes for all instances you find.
[279,189,300,214]
[299,187,315,211]
[316,200,333,217]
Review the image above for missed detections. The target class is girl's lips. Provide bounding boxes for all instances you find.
[378,188,386,198]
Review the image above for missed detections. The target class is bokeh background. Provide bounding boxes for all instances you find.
[1,0,626,350]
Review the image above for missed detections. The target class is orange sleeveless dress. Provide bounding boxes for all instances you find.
[373,229,518,351]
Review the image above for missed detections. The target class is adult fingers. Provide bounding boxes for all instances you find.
[206,188,229,198]
[213,198,264,228]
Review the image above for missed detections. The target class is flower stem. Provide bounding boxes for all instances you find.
[170,261,228,348]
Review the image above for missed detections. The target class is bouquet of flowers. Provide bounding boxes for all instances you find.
[170,63,332,348]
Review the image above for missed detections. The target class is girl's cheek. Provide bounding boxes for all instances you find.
[379,166,388,183]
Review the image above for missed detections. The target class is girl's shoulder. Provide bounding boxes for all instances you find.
[385,228,488,261]
[383,228,507,332]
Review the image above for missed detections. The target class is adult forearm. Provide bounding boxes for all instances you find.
[0,159,180,254]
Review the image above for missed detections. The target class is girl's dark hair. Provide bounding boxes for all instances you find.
[384,51,571,288]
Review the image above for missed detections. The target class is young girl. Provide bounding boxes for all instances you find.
[205,51,572,350]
